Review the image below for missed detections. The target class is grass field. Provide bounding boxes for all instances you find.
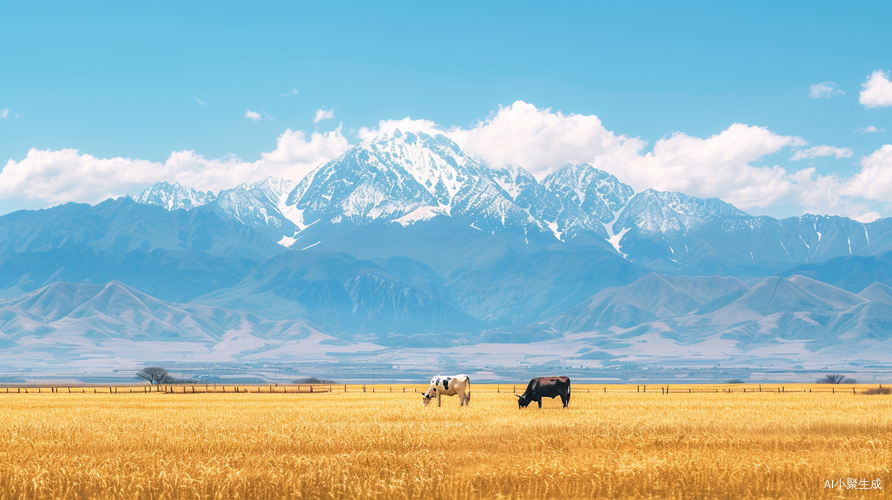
[0,384,889,499]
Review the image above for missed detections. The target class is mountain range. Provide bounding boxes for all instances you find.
[2,130,891,379]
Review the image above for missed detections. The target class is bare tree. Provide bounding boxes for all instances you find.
[136,367,172,385]
[293,376,336,384]
[816,374,857,384]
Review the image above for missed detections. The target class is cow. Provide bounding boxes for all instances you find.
[516,376,571,409]
[422,374,471,407]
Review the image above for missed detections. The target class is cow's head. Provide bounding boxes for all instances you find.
[516,394,532,408]
[422,389,435,406]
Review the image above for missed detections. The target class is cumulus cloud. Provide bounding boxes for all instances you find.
[437,101,804,209]
[1,109,7,118]
[313,108,335,123]
[0,128,350,205]
[3,98,890,222]
[841,145,892,202]
[357,117,444,140]
[356,101,816,210]
[856,125,884,135]
[244,109,261,121]
[281,89,298,97]
[860,70,892,108]
[791,145,854,161]
[809,81,845,99]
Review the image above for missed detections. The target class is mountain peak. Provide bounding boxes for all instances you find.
[135,181,216,211]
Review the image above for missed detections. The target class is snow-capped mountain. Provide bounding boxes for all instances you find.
[131,130,892,278]
[284,130,542,232]
[134,181,216,210]
[206,177,301,244]
[136,177,301,245]
[616,189,748,236]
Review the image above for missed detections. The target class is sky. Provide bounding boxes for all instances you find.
[1,2,891,220]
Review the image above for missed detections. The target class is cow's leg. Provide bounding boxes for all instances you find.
[438,393,441,407]
[537,398,542,409]
[561,392,570,408]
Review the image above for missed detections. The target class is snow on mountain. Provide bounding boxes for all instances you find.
[616,189,749,236]
[283,130,542,232]
[135,177,302,245]
[130,135,892,276]
[134,181,216,210]
[540,163,635,238]
[208,177,300,243]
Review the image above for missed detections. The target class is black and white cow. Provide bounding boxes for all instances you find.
[422,374,471,407]
[516,376,571,408]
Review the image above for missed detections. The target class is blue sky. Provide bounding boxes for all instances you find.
[1,2,891,219]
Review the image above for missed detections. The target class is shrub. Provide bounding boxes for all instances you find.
[863,387,891,395]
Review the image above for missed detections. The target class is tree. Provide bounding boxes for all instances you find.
[816,374,856,384]
[293,376,336,384]
[136,367,172,385]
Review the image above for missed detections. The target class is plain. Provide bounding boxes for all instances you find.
[0,385,889,499]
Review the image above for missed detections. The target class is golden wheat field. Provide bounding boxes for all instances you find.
[0,384,890,499]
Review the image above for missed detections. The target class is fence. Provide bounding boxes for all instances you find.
[0,384,887,395]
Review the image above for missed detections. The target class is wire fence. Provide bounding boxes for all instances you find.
[0,383,888,395]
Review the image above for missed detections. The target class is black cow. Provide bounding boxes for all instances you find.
[516,376,571,408]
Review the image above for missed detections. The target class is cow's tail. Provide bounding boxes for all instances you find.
[466,376,471,404]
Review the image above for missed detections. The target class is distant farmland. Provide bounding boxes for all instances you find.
[0,385,889,499]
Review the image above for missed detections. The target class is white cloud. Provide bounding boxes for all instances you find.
[435,101,805,209]
[791,145,853,161]
[786,168,880,222]
[357,117,444,140]
[859,70,892,108]
[194,97,205,106]
[3,98,890,222]
[0,128,350,205]
[357,101,814,210]
[841,145,892,203]
[244,109,261,121]
[281,89,298,97]
[261,108,275,121]
[313,108,335,123]
[855,125,884,135]
[1,109,7,118]
[809,82,845,99]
